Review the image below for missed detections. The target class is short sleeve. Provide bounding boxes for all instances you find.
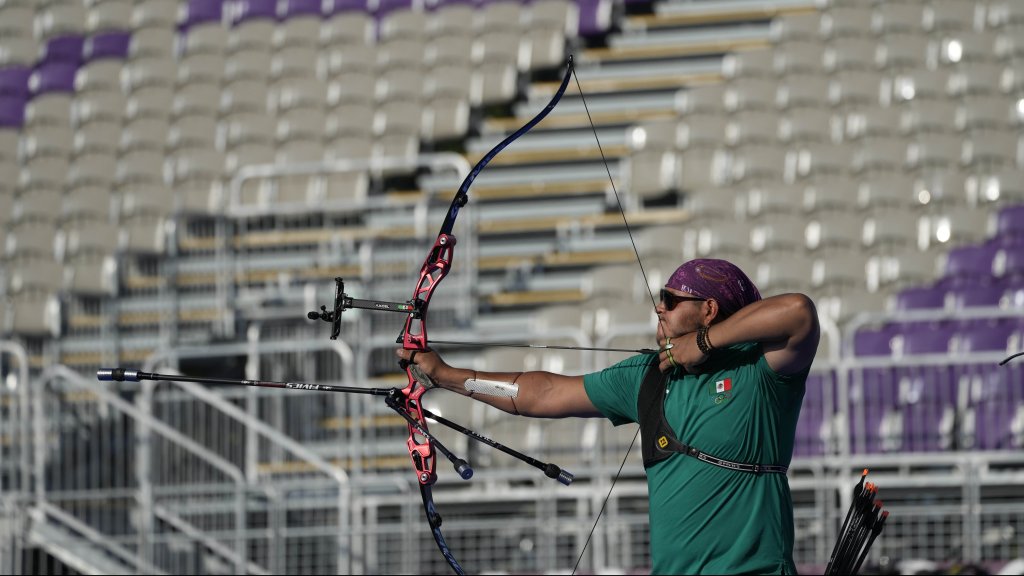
[583,353,655,426]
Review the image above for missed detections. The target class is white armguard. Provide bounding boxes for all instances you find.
[464,377,519,398]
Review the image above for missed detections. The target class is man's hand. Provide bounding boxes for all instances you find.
[396,348,447,389]
[658,332,708,374]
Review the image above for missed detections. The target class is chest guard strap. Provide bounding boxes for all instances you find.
[637,360,788,475]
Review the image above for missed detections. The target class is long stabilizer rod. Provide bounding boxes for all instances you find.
[97,368,392,396]
[96,368,573,485]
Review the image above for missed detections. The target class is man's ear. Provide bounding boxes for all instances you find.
[704,298,720,324]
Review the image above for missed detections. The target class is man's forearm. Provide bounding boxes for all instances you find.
[433,365,526,415]
[706,293,818,350]
[432,366,595,418]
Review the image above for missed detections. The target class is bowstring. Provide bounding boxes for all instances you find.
[569,59,672,575]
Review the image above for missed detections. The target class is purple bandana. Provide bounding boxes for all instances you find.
[666,258,761,318]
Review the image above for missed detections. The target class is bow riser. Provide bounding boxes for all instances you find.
[401,233,457,486]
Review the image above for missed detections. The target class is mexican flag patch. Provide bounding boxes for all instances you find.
[709,378,732,404]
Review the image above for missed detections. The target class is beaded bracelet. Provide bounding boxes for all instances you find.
[696,325,715,355]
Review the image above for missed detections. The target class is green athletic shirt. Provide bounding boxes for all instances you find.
[583,342,807,575]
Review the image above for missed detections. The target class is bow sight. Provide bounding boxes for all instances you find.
[307,277,424,340]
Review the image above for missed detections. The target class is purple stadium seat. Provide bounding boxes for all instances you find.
[39,35,85,66]
[898,370,954,402]
[995,246,1024,281]
[850,405,888,454]
[0,67,31,97]
[375,0,417,33]
[942,243,998,285]
[578,0,613,36]
[947,284,1005,308]
[0,96,25,127]
[29,63,79,95]
[377,0,416,13]
[794,410,825,457]
[326,0,372,13]
[958,322,1016,353]
[84,31,132,61]
[900,328,952,355]
[795,372,837,456]
[183,0,225,27]
[853,323,901,357]
[971,401,1024,450]
[232,0,278,24]
[894,284,947,311]
[995,204,1024,241]
[282,0,324,17]
[899,402,955,452]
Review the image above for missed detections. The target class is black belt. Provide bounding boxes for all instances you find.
[680,443,789,475]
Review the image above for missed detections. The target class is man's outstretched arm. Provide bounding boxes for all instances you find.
[396,348,603,418]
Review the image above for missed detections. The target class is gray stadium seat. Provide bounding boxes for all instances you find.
[119,117,169,152]
[755,254,814,295]
[224,49,272,83]
[132,0,178,30]
[179,23,225,57]
[830,69,884,108]
[730,144,787,182]
[777,73,830,109]
[168,114,219,152]
[64,185,113,222]
[907,133,963,169]
[873,1,926,34]
[821,5,872,39]
[477,0,525,35]
[770,12,822,42]
[68,151,118,189]
[811,249,870,291]
[858,174,917,210]
[322,8,374,46]
[0,36,38,67]
[177,53,226,88]
[792,141,855,180]
[36,2,87,40]
[965,167,1024,205]
[876,32,933,71]
[746,183,802,218]
[0,4,33,38]
[87,0,133,33]
[422,97,470,142]
[722,48,776,80]
[805,212,861,252]
[125,86,174,121]
[778,107,834,143]
[678,187,741,223]
[117,149,167,187]
[726,110,778,146]
[124,56,177,93]
[925,0,982,32]
[862,208,922,250]
[6,291,61,337]
[774,40,826,75]
[172,84,220,119]
[750,213,807,253]
[272,45,321,80]
[221,78,270,115]
[73,91,126,126]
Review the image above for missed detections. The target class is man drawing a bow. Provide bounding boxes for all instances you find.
[397,258,820,575]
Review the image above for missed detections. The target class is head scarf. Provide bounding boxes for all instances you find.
[666,258,761,319]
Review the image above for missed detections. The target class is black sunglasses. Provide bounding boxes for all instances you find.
[659,288,706,311]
